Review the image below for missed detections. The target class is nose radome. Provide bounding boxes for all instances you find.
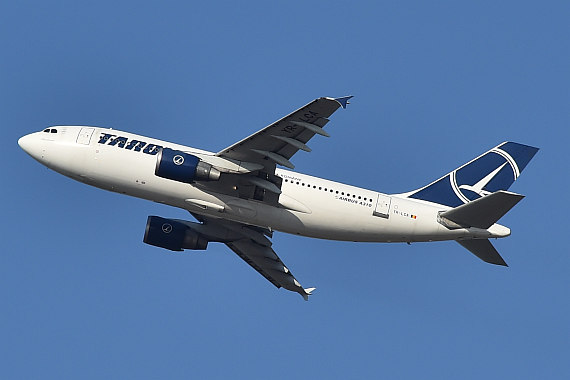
[18,133,45,162]
[18,134,34,153]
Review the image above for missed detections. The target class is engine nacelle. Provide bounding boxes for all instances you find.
[143,216,209,251]
[155,148,221,183]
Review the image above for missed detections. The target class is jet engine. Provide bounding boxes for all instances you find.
[143,216,209,251]
[155,148,221,183]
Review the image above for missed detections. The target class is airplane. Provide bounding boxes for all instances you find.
[18,96,539,300]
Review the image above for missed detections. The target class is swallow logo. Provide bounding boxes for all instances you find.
[458,162,507,197]
[173,155,184,166]
[451,148,520,204]
[161,223,173,233]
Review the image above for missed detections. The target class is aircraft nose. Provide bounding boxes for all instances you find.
[18,133,35,153]
[18,132,46,162]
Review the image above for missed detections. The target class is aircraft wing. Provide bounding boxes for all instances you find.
[226,239,315,300]
[193,213,315,300]
[216,96,352,170]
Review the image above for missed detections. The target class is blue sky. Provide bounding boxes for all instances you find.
[2,1,569,378]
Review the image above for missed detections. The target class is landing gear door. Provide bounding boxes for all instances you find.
[77,127,95,145]
[373,193,391,218]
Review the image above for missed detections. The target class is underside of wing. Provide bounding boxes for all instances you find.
[192,213,315,300]
[216,96,352,170]
[195,96,351,207]
[226,239,315,300]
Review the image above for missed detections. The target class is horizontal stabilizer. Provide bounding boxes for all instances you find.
[457,239,507,266]
[302,287,316,301]
[440,191,524,229]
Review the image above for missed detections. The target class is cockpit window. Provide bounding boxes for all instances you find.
[43,128,58,133]
[50,129,57,133]
[43,129,50,133]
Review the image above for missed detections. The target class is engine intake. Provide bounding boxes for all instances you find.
[143,216,209,251]
[155,148,220,183]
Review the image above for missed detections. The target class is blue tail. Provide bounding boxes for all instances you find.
[407,142,539,207]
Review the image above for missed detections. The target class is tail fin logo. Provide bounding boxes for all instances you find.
[451,147,519,204]
[456,163,506,197]
[408,142,538,208]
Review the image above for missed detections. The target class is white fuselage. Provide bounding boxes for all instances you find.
[18,126,510,244]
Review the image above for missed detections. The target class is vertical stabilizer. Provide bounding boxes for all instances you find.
[407,142,539,207]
